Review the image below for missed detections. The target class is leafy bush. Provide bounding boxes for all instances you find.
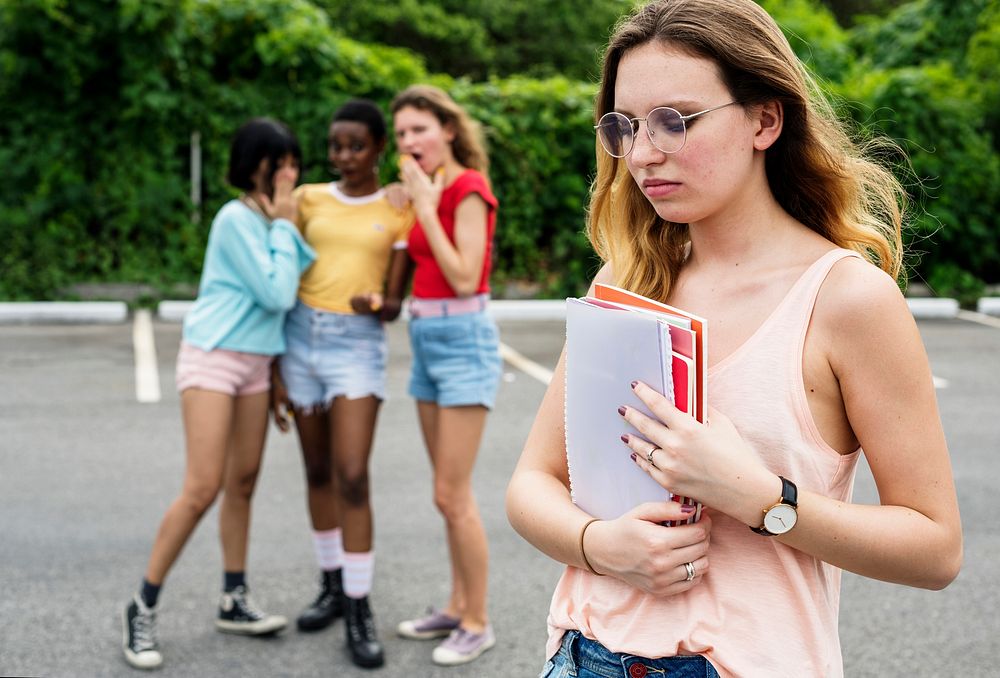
[310,0,630,81]
[0,0,997,301]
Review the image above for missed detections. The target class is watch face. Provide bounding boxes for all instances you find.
[763,503,798,535]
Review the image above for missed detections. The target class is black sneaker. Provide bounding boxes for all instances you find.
[297,569,344,632]
[345,596,385,668]
[215,585,288,636]
[122,594,163,670]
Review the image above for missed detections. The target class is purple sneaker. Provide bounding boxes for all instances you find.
[432,625,496,666]
[396,607,461,640]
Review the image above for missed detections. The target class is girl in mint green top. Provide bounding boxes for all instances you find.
[183,198,314,354]
[121,118,314,671]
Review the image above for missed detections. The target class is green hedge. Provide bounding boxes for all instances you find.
[0,0,997,301]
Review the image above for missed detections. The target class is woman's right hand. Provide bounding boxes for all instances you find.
[260,166,299,223]
[585,502,712,596]
[269,362,293,433]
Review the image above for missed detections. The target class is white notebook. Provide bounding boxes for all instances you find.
[565,297,699,521]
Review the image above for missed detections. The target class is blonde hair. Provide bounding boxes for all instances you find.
[391,84,490,176]
[588,0,906,300]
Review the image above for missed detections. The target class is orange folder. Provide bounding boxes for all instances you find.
[594,283,708,424]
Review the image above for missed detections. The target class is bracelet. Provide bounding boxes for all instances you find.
[579,518,604,576]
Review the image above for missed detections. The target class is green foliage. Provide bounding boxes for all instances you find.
[819,0,912,26]
[311,0,630,81]
[761,0,854,81]
[450,77,600,297]
[1,0,998,300]
[927,262,987,308]
[0,0,601,299]
[849,0,991,69]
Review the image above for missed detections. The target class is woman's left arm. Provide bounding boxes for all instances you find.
[624,260,962,590]
[379,248,413,321]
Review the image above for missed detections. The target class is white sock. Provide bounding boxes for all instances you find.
[342,551,374,599]
[312,528,344,572]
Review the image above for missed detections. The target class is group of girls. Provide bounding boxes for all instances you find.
[121,86,501,671]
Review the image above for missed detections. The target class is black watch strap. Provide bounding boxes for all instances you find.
[779,476,798,507]
[750,476,797,536]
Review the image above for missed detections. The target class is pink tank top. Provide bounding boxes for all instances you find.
[546,249,863,677]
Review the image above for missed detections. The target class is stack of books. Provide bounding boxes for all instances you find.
[565,283,707,524]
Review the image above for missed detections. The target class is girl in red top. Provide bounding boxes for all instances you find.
[391,85,502,666]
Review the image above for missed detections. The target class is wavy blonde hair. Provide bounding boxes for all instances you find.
[589,0,906,300]
[391,84,490,177]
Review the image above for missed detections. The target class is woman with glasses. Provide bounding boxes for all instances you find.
[507,1,962,677]
[391,84,502,667]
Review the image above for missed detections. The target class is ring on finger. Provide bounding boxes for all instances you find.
[646,446,659,469]
[684,561,696,582]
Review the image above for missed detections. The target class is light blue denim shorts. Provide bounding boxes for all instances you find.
[407,309,502,409]
[280,301,387,409]
[542,630,721,678]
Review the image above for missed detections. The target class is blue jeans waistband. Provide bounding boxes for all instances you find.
[555,630,719,678]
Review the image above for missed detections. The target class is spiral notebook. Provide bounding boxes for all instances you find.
[564,289,707,523]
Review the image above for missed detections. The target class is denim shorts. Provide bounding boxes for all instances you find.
[407,310,502,409]
[280,301,387,409]
[541,631,721,678]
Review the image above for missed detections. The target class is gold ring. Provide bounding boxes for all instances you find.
[684,561,696,581]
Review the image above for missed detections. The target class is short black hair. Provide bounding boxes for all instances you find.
[331,99,387,144]
[226,117,302,191]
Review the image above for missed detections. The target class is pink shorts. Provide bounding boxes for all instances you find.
[175,341,272,396]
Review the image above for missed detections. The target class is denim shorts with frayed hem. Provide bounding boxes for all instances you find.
[407,310,502,409]
[280,301,387,411]
[541,630,721,678]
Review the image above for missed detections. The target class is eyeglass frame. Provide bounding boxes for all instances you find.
[594,101,741,157]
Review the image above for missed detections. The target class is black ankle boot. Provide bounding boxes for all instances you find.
[296,569,344,632]
[345,595,385,668]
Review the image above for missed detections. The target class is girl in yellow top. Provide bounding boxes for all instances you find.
[271,99,413,669]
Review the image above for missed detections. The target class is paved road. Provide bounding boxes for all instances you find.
[0,316,997,677]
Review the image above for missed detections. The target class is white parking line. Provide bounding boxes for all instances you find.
[500,342,553,385]
[956,309,1000,330]
[133,309,161,403]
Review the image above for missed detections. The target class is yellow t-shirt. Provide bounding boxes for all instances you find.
[293,183,415,313]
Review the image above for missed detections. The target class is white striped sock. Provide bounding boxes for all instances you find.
[342,551,374,599]
[312,528,344,571]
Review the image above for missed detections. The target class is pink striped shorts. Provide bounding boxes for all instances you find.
[175,341,272,396]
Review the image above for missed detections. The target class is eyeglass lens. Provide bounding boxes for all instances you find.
[597,107,687,157]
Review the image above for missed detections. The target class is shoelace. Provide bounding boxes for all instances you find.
[313,589,336,608]
[232,589,267,620]
[132,610,157,651]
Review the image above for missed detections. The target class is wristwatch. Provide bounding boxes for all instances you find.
[750,476,798,536]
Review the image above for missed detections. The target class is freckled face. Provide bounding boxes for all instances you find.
[614,42,757,224]
[393,106,455,174]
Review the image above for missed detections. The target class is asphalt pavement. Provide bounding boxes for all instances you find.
[0,315,997,677]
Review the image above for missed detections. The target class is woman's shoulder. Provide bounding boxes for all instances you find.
[814,250,908,338]
[295,182,333,202]
[450,169,497,207]
[212,199,253,230]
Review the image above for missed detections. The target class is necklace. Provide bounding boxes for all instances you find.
[240,193,270,221]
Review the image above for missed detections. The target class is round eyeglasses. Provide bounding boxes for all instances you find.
[594,101,739,157]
